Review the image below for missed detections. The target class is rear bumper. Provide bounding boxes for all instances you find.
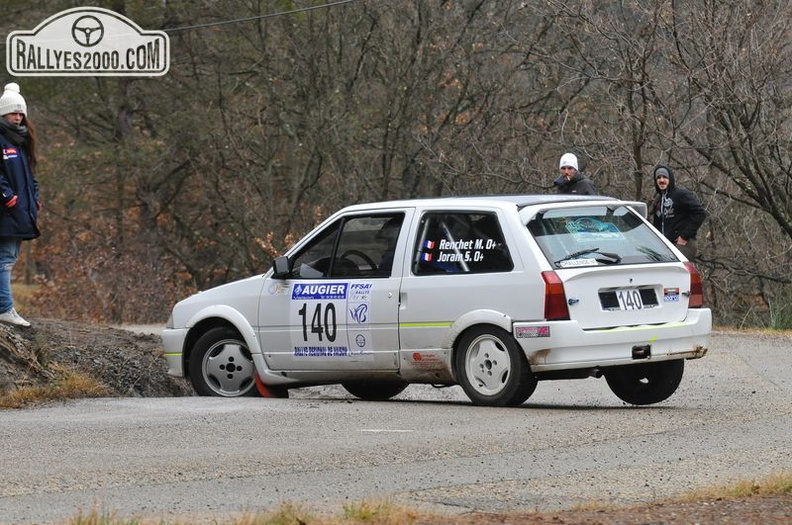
[513,308,711,372]
[162,327,187,377]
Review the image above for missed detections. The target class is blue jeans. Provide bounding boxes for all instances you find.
[0,238,21,313]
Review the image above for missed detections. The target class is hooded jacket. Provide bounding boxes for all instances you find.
[650,165,706,242]
[553,171,598,195]
[0,118,40,240]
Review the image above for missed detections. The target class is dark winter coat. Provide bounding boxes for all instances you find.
[554,171,598,195]
[0,119,40,240]
[650,165,706,242]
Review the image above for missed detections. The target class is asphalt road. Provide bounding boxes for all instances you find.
[0,331,790,524]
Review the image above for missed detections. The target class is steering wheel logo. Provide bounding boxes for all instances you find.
[71,15,104,47]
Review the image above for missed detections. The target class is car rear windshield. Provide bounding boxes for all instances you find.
[526,204,678,267]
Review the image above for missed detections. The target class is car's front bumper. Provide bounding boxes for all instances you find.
[513,308,711,372]
[162,327,188,377]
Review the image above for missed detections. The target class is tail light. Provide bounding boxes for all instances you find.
[684,262,705,307]
[542,270,570,320]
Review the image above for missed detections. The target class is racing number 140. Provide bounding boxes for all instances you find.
[298,302,337,342]
[616,288,644,310]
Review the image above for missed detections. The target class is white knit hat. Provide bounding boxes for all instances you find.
[0,83,27,117]
[559,152,578,171]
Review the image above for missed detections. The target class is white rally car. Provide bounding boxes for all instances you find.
[163,195,711,406]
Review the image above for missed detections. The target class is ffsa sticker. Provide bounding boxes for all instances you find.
[289,282,373,358]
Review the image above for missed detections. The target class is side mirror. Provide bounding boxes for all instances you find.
[271,256,291,279]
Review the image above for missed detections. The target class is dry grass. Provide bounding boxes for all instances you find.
[681,471,792,500]
[66,501,439,525]
[0,365,108,409]
[60,472,792,525]
[64,500,433,525]
[11,282,41,317]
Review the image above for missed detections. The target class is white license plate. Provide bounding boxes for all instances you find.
[615,288,644,310]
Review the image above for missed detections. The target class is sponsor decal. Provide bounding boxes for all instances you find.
[293,346,349,357]
[558,258,597,268]
[348,282,372,301]
[409,351,444,370]
[290,281,373,358]
[7,7,169,76]
[663,287,680,302]
[268,282,290,296]
[349,303,369,324]
[292,282,348,300]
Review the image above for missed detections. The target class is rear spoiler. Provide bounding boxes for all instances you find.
[524,198,649,220]
[624,201,648,218]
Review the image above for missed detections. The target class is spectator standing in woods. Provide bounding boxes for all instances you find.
[651,164,706,260]
[554,152,597,195]
[0,82,41,327]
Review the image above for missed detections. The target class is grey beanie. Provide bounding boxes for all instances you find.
[654,167,670,179]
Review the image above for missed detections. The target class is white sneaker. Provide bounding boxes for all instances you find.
[0,307,31,327]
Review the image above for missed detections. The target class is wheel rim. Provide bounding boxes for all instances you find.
[201,338,256,396]
[464,334,512,396]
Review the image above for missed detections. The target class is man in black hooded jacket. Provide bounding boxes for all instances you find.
[650,165,706,259]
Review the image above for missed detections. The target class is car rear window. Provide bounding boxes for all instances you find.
[527,205,677,267]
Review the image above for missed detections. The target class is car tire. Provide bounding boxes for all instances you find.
[454,325,537,407]
[189,327,259,397]
[341,381,409,401]
[605,359,684,405]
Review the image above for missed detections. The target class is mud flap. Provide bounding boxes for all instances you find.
[254,374,289,398]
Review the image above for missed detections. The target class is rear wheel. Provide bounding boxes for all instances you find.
[189,327,258,397]
[454,326,537,407]
[342,381,408,401]
[605,359,684,405]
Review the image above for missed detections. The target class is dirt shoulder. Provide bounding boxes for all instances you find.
[0,317,191,398]
[460,494,792,524]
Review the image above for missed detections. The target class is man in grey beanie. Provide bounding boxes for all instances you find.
[650,165,706,260]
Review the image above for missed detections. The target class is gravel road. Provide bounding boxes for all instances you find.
[0,331,790,524]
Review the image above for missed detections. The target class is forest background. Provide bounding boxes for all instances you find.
[0,0,790,328]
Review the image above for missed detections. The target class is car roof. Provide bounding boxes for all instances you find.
[339,194,622,213]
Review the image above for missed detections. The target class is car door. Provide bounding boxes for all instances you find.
[258,210,413,371]
[398,209,523,352]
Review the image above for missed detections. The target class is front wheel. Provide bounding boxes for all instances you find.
[454,326,537,407]
[189,327,259,397]
[605,359,684,405]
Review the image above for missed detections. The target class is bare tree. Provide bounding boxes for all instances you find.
[14,0,792,327]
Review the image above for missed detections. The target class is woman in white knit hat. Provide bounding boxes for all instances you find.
[0,82,41,327]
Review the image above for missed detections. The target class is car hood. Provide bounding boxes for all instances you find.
[170,274,266,328]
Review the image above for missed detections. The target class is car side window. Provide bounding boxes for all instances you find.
[289,214,405,279]
[289,221,340,278]
[413,212,513,275]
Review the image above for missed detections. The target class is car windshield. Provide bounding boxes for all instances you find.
[526,204,677,267]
